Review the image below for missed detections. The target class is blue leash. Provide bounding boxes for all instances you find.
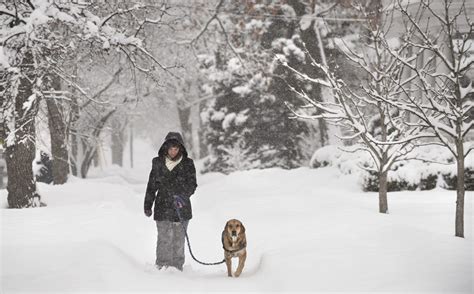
[174,204,226,266]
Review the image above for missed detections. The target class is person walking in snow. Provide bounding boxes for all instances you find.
[144,132,197,271]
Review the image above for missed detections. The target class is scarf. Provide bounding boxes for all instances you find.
[165,155,182,171]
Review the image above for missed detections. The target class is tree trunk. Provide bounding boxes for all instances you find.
[92,147,100,168]
[81,147,95,178]
[377,99,389,214]
[313,21,341,146]
[45,87,69,184]
[0,165,5,189]
[129,122,134,168]
[379,169,389,214]
[69,104,79,177]
[111,120,125,166]
[198,102,208,159]
[5,52,40,208]
[6,140,39,208]
[298,0,341,146]
[190,102,201,159]
[455,142,465,238]
[0,79,6,189]
[0,116,5,144]
[69,64,80,177]
[317,99,328,147]
[177,105,191,149]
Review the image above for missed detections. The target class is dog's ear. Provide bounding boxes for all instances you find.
[240,222,245,234]
[224,221,230,232]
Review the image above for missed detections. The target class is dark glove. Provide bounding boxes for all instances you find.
[144,209,152,217]
[173,195,186,209]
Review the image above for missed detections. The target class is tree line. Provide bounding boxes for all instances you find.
[1,0,472,238]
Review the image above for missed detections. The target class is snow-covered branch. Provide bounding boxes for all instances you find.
[382,0,473,160]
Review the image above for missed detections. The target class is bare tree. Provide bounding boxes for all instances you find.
[280,6,434,214]
[67,57,129,178]
[380,0,473,237]
[284,0,473,236]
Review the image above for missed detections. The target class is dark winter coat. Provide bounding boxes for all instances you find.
[144,132,197,222]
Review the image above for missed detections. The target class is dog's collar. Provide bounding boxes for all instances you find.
[223,243,246,254]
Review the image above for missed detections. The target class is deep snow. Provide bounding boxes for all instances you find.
[1,140,472,293]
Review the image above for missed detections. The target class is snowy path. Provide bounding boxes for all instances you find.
[1,143,473,293]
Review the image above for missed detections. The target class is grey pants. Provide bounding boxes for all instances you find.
[156,220,189,268]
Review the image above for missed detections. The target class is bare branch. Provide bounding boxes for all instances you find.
[190,0,225,46]
[26,0,35,10]
[465,146,474,157]
[100,4,148,28]
[0,28,26,46]
[80,67,123,109]
[214,15,249,73]
[0,8,26,24]
[127,44,181,77]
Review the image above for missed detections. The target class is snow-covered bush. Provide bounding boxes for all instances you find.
[311,144,474,191]
[310,145,371,175]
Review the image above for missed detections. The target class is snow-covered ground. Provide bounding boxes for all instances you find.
[1,140,472,293]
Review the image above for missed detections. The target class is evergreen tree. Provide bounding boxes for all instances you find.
[200,1,310,174]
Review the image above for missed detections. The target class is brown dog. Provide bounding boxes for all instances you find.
[222,219,247,277]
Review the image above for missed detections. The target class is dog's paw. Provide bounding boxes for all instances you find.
[234,272,241,278]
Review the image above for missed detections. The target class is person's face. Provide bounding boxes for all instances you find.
[167,146,180,159]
